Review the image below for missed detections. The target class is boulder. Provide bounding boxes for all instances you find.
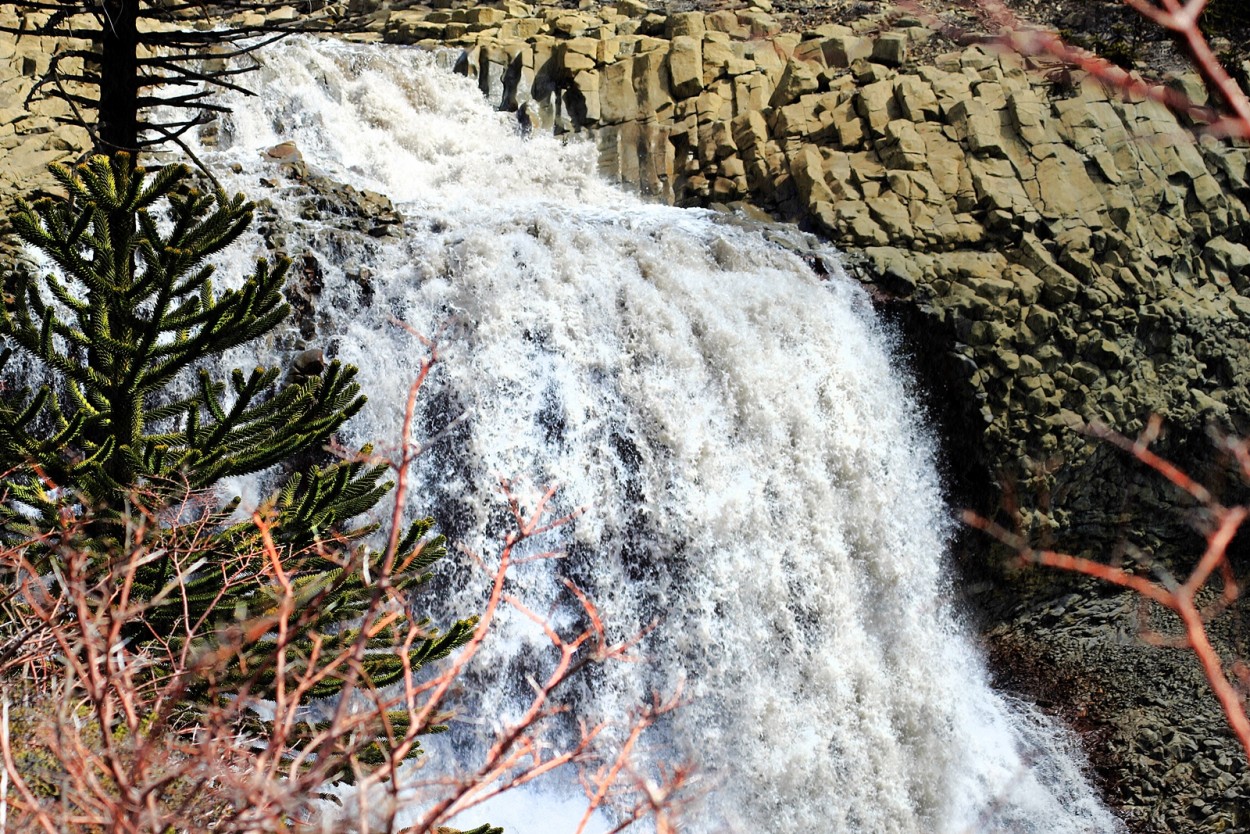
[879,119,927,171]
[871,32,908,67]
[769,59,819,108]
[668,36,703,99]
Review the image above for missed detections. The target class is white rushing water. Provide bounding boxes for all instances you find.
[192,36,1124,834]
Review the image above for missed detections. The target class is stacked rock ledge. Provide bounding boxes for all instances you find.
[372,3,1250,829]
[3,1,1250,830]
[373,0,1250,540]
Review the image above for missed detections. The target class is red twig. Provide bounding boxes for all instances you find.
[949,0,1250,137]
[0,329,686,834]
[965,419,1250,763]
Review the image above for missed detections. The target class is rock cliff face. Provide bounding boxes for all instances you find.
[395,0,1250,547]
[3,1,1250,829]
[376,2,1250,828]
[0,7,91,196]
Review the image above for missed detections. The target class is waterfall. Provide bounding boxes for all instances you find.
[191,36,1124,834]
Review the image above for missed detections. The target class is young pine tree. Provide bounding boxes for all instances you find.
[0,153,476,772]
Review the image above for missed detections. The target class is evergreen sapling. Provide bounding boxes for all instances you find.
[0,153,477,775]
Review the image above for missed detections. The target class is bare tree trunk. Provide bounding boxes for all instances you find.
[97,0,139,152]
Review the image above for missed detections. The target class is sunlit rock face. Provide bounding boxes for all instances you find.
[193,36,1121,834]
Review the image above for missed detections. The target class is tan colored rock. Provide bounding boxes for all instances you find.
[616,0,652,18]
[667,11,705,39]
[791,144,835,207]
[959,46,998,71]
[855,78,899,134]
[869,192,913,240]
[887,169,943,204]
[924,67,972,112]
[1192,172,1225,210]
[968,157,1035,220]
[667,35,703,99]
[601,58,637,123]
[560,40,598,74]
[702,37,736,83]
[872,32,908,67]
[738,9,781,39]
[851,57,894,85]
[821,150,861,200]
[848,151,885,183]
[1052,96,1107,148]
[477,41,515,108]
[632,49,671,117]
[1160,138,1209,181]
[818,33,871,68]
[823,96,864,148]
[709,119,736,158]
[926,206,984,246]
[771,97,815,137]
[386,11,450,42]
[566,36,599,61]
[1018,233,1079,303]
[551,12,594,37]
[572,70,601,123]
[1034,145,1105,225]
[1006,89,1057,146]
[973,80,1007,110]
[731,110,769,156]
[894,76,938,122]
[793,38,827,67]
[733,73,769,113]
[830,200,889,245]
[914,123,963,194]
[880,119,926,171]
[944,251,1014,297]
[696,87,731,122]
[597,119,675,200]
[1205,236,1250,277]
[498,18,545,39]
[948,98,1006,157]
[463,7,508,25]
[769,59,819,108]
[705,9,748,39]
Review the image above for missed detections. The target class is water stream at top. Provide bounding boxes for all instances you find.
[191,35,1124,834]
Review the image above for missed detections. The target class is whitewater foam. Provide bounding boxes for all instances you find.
[191,36,1124,834]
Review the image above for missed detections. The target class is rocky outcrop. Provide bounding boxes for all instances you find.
[3,1,1250,829]
[0,7,92,200]
[369,2,1250,829]
[376,0,1250,548]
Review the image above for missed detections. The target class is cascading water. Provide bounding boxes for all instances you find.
[191,36,1124,834]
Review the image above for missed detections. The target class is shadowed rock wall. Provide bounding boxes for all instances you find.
[0,8,91,196]
[384,2,1250,560]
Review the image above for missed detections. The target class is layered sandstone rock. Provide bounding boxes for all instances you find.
[0,7,92,200]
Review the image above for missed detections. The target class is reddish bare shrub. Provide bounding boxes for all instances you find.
[0,330,689,834]
[969,0,1250,137]
[966,417,1250,766]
